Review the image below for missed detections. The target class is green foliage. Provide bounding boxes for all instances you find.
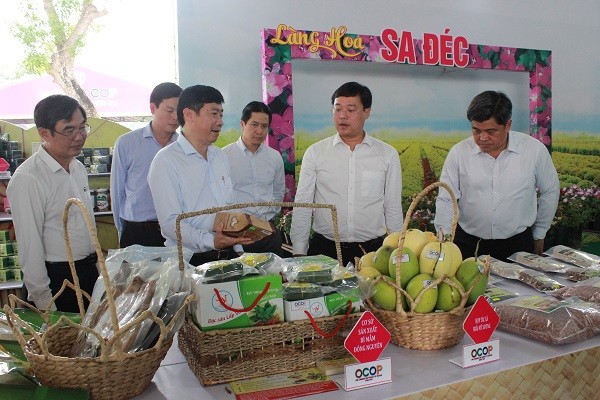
[11,0,89,75]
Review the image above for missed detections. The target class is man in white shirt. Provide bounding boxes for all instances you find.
[7,95,98,312]
[434,90,559,261]
[223,101,285,255]
[291,82,404,266]
[148,85,253,266]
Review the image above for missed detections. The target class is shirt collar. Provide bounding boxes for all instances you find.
[236,136,263,154]
[38,145,71,173]
[178,132,214,157]
[142,122,154,138]
[470,130,518,156]
[332,132,372,147]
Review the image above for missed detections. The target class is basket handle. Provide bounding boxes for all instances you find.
[213,281,271,312]
[175,202,343,268]
[394,182,458,312]
[303,300,353,338]
[62,198,121,341]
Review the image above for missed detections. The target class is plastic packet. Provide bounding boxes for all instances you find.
[282,282,323,301]
[237,252,283,275]
[508,251,572,273]
[545,245,600,269]
[192,259,259,284]
[281,255,339,284]
[71,256,182,357]
[487,256,563,292]
[0,342,35,386]
[483,284,519,304]
[137,291,189,351]
[551,277,600,304]
[493,295,600,344]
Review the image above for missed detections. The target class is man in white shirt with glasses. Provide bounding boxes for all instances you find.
[291,81,404,266]
[8,94,98,312]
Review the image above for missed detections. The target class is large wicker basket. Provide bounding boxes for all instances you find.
[4,198,192,400]
[364,182,489,350]
[176,202,361,386]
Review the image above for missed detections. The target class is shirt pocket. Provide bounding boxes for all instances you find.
[361,171,385,198]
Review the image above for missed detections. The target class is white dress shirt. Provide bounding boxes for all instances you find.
[434,131,559,240]
[7,145,95,310]
[148,134,240,253]
[222,137,285,221]
[291,133,404,254]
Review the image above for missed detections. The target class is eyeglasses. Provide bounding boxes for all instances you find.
[332,107,363,116]
[53,124,91,137]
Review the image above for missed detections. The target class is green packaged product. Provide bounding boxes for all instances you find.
[282,282,323,301]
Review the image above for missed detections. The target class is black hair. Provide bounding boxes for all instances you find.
[241,101,272,124]
[33,94,87,133]
[331,81,372,109]
[177,85,224,126]
[150,82,183,107]
[466,90,513,126]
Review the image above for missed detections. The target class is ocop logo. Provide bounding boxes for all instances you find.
[354,365,383,380]
[471,344,493,359]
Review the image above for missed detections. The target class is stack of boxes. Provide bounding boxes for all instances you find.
[78,147,112,174]
[0,230,21,283]
[0,136,24,174]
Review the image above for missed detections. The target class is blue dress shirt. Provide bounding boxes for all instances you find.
[110,123,178,235]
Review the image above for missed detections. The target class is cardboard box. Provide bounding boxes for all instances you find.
[0,255,19,268]
[283,291,362,322]
[0,230,10,243]
[0,241,17,256]
[213,212,274,241]
[0,268,22,282]
[192,273,284,331]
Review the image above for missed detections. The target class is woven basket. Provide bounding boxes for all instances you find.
[363,182,490,350]
[175,201,360,386]
[4,198,193,400]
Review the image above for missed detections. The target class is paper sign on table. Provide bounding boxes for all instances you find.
[450,296,500,368]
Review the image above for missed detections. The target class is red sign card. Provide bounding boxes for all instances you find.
[344,311,391,363]
[463,296,500,344]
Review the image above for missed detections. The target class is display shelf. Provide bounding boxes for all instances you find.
[0,280,22,290]
[0,212,11,222]
[88,172,110,177]
[94,211,113,216]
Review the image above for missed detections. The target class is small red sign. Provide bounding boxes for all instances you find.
[0,158,9,172]
[344,311,390,363]
[463,296,500,344]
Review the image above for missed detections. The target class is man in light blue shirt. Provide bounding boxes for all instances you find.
[111,82,182,247]
[148,85,253,266]
[223,101,285,255]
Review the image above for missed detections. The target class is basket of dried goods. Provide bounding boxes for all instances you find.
[176,202,364,386]
[4,198,194,400]
[359,182,490,350]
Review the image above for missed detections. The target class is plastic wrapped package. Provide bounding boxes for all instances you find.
[551,277,600,304]
[494,295,600,344]
[70,256,186,357]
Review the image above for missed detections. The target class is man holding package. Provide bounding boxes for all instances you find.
[223,101,285,255]
[148,85,253,266]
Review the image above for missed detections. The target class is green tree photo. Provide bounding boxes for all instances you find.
[11,0,108,116]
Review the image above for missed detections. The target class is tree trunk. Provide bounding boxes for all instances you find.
[49,55,99,117]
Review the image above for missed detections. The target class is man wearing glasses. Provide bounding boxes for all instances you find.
[7,94,98,312]
[434,90,559,261]
[291,81,404,267]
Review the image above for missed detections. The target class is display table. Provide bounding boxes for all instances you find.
[132,276,600,400]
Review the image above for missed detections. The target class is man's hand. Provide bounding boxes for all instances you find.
[214,223,254,249]
[534,239,544,255]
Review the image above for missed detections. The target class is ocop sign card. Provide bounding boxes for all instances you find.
[342,311,392,390]
[450,296,501,368]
